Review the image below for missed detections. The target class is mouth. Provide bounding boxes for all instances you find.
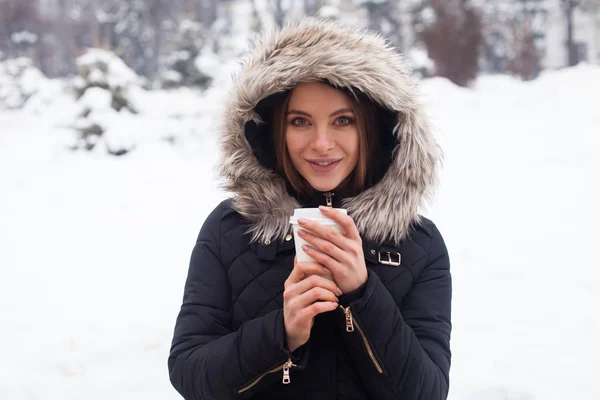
[306,158,341,172]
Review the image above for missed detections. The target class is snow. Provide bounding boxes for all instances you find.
[76,87,113,115]
[1,65,599,400]
[408,47,435,75]
[0,58,48,109]
[77,49,145,90]
[11,30,38,45]
[194,48,222,80]
[354,0,387,5]
[319,6,341,18]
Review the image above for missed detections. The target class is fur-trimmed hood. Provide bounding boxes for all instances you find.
[218,19,441,245]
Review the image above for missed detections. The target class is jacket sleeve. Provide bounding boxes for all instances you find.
[337,222,452,400]
[168,203,293,400]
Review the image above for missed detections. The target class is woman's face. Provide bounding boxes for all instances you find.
[285,82,360,193]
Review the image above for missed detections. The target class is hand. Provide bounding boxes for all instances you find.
[296,206,368,294]
[283,257,342,352]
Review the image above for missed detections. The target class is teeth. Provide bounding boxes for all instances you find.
[315,161,334,166]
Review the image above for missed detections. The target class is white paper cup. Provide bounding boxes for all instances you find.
[289,208,347,264]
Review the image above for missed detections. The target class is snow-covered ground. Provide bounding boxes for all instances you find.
[1,65,599,400]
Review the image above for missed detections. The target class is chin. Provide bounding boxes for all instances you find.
[306,179,340,192]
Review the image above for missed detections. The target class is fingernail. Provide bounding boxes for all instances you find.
[322,266,329,273]
[337,287,343,296]
[302,245,310,251]
[297,229,305,237]
[298,218,307,225]
[319,206,329,212]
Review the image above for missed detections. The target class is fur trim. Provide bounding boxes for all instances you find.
[218,19,441,245]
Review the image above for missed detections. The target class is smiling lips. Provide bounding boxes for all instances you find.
[307,158,341,172]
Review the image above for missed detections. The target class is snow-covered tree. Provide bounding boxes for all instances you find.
[0,57,47,109]
[160,19,211,89]
[72,49,144,153]
[101,0,156,78]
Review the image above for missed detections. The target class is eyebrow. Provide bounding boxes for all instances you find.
[286,108,354,117]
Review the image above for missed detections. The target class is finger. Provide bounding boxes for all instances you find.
[298,228,348,265]
[286,258,327,287]
[295,259,332,279]
[284,272,341,308]
[285,274,340,306]
[286,287,337,315]
[295,286,339,309]
[301,301,339,320]
[291,273,343,297]
[318,206,361,240]
[302,244,346,280]
[295,260,332,276]
[297,218,353,252]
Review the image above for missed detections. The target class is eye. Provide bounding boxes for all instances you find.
[290,117,310,127]
[334,116,354,126]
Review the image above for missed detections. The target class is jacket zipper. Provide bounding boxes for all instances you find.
[340,305,384,374]
[237,357,296,393]
[324,192,334,207]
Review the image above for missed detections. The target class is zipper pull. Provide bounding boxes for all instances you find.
[282,358,296,384]
[324,192,334,207]
[344,306,355,332]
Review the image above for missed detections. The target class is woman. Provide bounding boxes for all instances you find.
[168,19,451,400]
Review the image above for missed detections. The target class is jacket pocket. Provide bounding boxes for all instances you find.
[339,305,384,374]
[237,358,297,394]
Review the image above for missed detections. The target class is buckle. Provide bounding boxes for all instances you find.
[378,251,401,266]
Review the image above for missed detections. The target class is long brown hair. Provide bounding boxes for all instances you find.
[271,86,379,196]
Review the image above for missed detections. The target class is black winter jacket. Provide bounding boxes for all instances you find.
[168,198,451,400]
[169,19,452,400]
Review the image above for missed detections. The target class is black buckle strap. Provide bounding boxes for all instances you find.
[377,251,401,266]
[363,241,403,267]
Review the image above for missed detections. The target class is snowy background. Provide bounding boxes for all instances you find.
[2,61,599,400]
[2,0,600,399]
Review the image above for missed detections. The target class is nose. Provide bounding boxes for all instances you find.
[310,126,335,153]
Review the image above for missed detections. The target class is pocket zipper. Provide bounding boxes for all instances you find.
[237,357,296,393]
[340,305,384,374]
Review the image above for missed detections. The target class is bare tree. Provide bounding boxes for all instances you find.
[481,0,548,77]
[506,20,542,80]
[562,0,582,66]
[145,0,177,79]
[250,0,264,33]
[0,0,40,60]
[268,0,288,27]
[192,0,219,27]
[360,1,404,51]
[303,0,323,16]
[420,0,483,86]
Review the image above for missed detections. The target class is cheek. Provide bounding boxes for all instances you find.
[347,129,360,163]
[285,133,305,158]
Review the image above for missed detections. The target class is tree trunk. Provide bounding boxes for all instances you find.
[567,3,576,65]
[564,0,580,66]
[270,0,286,27]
